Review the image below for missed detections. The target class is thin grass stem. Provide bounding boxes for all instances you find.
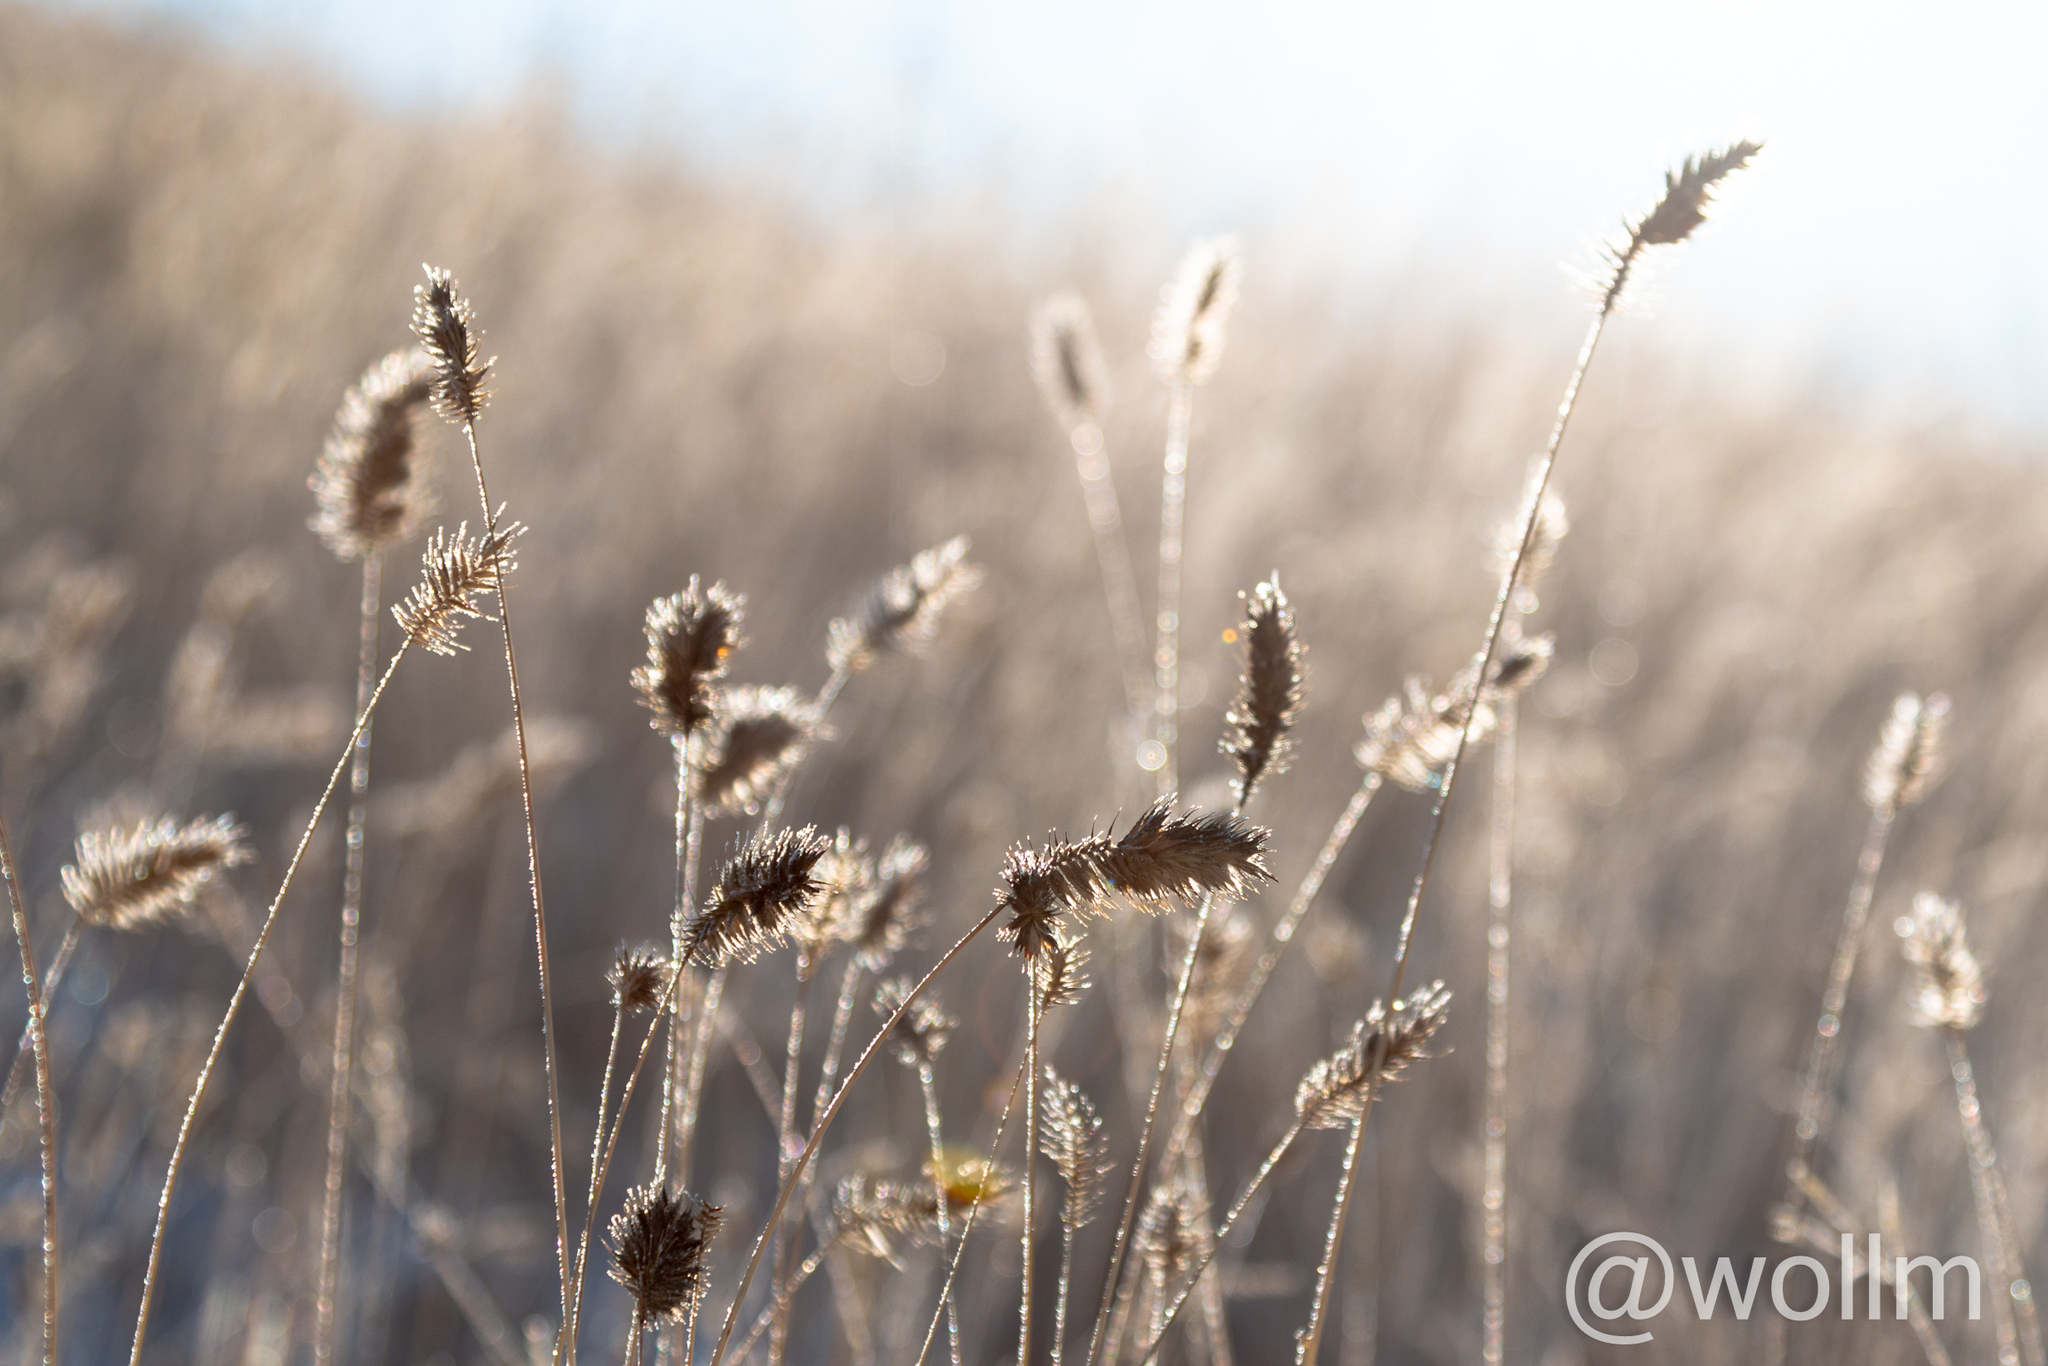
[918,1057,963,1366]
[1022,983,1042,1366]
[0,807,58,1366]
[1296,1116,1367,1366]
[314,550,383,1366]
[128,644,408,1366]
[1480,684,1516,1366]
[0,922,80,1133]
[460,422,572,1319]
[912,1056,1027,1366]
[1152,382,1193,798]
[676,965,726,1183]
[1945,1029,2037,1366]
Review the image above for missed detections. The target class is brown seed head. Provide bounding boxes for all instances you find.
[410,265,492,426]
[1029,293,1110,430]
[851,837,929,971]
[827,537,981,676]
[633,578,746,741]
[1631,142,1763,249]
[693,685,822,818]
[873,977,954,1066]
[1864,692,1949,813]
[1295,982,1452,1128]
[995,801,1272,958]
[1151,236,1242,385]
[681,825,832,966]
[608,943,669,1014]
[61,814,251,930]
[1898,893,1986,1030]
[1041,1066,1110,1233]
[310,348,438,559]
[1221,575,1305,807]
[392,519,522,655]
[1035,939,1092,1010]
[606,1183,720,1325]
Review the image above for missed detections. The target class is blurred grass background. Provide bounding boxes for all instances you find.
[5,5,2048,1363]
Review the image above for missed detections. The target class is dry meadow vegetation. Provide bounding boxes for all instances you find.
[5,8,2048,1366]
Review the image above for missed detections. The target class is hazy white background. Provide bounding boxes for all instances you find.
[55,0,2048,431]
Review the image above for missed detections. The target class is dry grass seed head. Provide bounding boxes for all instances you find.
[608,943,669,1014]
[693,684,822,818]
[61,814,251,930]
[1898,892,1986,1030]
[873,976,953,1065]
[310,347,437,559]
[1029,292,1110,430]
[392,519,522,655]
[1631,142,1764,249]
[1864,691,1950,813]
[411,265,492,426]
[681,825,832,966]
[1221,575,1305,807]
[1151,235,1242,385]
[851,836,929,971]
[1035,939,1092,1009]
[1355,666,1498,792]
[1040,1066,1110,1232]
[995,800,1271,958]
[1136,1174,1213,1287]
[826,536,982,676]
[1487,632,1556,697]
[633,577,746,741]
[789,826,871,962]
[1295,981,1453,1128]
[607,1183,721,1325]
[837,1156,1015,1261]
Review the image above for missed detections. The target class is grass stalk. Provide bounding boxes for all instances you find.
[313,550,383,1366]
[766,952,818,1366]
[0,921,80,1133]
[128,644,408,1366]
[676,965,726,1183]
[912,1056,1027,1366]
[1944,1029,2039,1366]
[658,744,702,1182]
[1152,382,1192,798]
[0,807,58,1366]
[919,1056,963,1366]
[1295,1116,1367,1366]
[460,421,573,1320]
[1480,681,1516,1366]
[1022,982,1042,1366]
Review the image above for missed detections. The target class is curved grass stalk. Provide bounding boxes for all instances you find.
[128,645,408,1366]
[460,422,571,1317]
[314,551,383,1366]
[708,903,1007,1366]
[0,808,58,1366]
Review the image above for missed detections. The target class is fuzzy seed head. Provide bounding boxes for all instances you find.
[827,537,981,676]
[1035,940,1092,1010]
[633,578,746,741]
[1151,236,1242,385]
[1029,293,1110,430]
[1632,142,1763,249]
[606,1183,720,1325]
[310,348,437,559]
[994,800,1272,959]
[61,814,251,930]
[609,943,669,1014]
[681,825,832,966]
[1488,633,1556,698]
[1221,575,1304,807]
[1136,1176,1213,1288]
[1295,982,1452,1128]
[411,265,491,425]
[693,685,821,818]
[1864,692,1950,813]
[1489,487,1571,614]
[392,519,522,655]
[1355,666,1497,792]
[1041,1066,1110,1233]
[1898,893,1986,1030]
[851,837,929,971]
[873,977,954,1066]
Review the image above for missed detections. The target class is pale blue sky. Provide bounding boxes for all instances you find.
[57,0,2048,431]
